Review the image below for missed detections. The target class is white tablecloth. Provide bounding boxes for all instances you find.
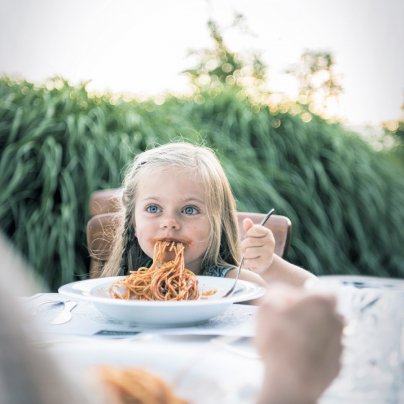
[24,292,403,404]
[24,293,263,404]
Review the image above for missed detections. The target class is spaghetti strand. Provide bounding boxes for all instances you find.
[110,241,200,301]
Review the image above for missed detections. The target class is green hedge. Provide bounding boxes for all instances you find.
[1,77,403,290]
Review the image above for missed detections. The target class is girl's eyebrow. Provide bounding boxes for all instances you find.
[140,196,205,204]
[140,196,160,201]
[181,197,205,204]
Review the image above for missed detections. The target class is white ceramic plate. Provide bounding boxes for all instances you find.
[50,338,263,404]
[58,276,266,326]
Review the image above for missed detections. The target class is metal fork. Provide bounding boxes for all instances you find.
[50,300,78,325]
[33,300,65,315]
[223,208,275,298]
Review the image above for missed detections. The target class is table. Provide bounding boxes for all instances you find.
[24,293,264,404]
[24,290,403,404]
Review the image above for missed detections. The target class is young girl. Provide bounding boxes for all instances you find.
[101,142,314,286]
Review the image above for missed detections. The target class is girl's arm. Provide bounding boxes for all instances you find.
[241,218,316,287]
[261,254,315,286]
[226,266,267,286]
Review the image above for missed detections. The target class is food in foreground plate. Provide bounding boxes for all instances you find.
[96,365,188,404]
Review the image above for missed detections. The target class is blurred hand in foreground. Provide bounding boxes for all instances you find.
[255,284,344,404]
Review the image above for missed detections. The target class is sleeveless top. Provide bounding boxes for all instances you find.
[201,265,233,278]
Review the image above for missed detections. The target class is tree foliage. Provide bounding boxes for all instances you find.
[183,15,267,92]
[286,50,343,116]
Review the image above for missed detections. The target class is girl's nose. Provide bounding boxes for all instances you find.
[160,217,180,230]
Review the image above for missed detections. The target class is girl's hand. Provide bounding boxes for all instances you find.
[241,217,275,274]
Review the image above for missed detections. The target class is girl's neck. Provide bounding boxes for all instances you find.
[185,260,203,275]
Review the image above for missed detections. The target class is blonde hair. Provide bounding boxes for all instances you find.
[102,142,240,277]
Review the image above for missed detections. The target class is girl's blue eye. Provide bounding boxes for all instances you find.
[146,205,160,214]
[182,206,199,215]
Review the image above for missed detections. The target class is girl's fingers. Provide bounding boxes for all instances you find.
[241,222,275,272]
[243,218,272,238]
[241,233,274,249]
[242,217,255,233]
[246,225,271,238]
[244,245,274,257]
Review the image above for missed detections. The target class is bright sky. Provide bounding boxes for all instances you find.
[1,0,403,127]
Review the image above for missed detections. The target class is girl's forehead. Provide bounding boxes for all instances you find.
[135,165,206,195]
[138,165,202,181]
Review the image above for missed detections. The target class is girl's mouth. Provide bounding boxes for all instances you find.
[154,238,191,246]
[153,239,190,262]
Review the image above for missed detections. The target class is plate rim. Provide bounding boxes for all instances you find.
[317,275,404,290]
[58,275,266,307]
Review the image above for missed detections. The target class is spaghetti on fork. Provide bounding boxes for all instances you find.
[110,241,200,301]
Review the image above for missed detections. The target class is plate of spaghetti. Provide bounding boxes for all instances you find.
[58,275,265,326]
[50,337,263,404]
[59,240,266,325]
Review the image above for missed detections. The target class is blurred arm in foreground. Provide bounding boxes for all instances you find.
[255,284,344,404]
